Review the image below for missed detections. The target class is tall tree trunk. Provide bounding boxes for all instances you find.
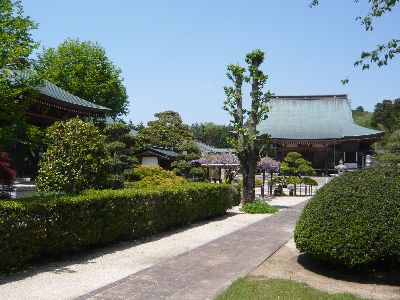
[261,170,265,198]
[241,153,256,204]
[269,171,273,196]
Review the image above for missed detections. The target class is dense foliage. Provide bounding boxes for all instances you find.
[376,129,400,168]
[371,98,400,132]
[190,122,233,148]
[171,140,204,180]
[135,111,194,150]
[124,165,186,189]
[0,183,239,271]
[35,38,128,118]
[241,201,278,214]
[352,108,374,129]
[103,122,138,189]
[0,0,40,145]
[36,118,110,193]
[295,167,400,268]
[281,152,315,177]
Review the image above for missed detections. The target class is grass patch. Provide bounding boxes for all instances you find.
[241,201,278,214]
[217,277,364,300]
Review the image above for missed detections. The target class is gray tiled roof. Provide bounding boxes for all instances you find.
[39,80,111,112]
[195,141,235,154]
[150,148,178,157]
[258,95,383,140]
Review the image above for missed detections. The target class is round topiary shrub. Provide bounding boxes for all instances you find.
[294,167,400,268]
[36,118,110,193]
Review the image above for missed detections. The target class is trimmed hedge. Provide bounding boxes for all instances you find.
[0,183,239,272]
[294,167,400,268]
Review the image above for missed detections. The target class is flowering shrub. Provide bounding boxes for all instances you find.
[258,156,280,172]
[0,152,16,199]
[193,152,239,165]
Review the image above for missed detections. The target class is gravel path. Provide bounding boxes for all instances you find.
[0,196,309,300]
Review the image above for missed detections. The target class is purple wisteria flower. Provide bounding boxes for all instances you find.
[192,152,239,166]
[258,156,280,172]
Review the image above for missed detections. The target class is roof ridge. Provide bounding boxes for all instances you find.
[269,94,348,100]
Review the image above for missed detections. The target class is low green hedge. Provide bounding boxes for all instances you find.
[294,167,400,268]
[0,183,239,272]
[241,201,278,214]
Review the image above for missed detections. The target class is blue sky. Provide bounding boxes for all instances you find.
[21,0,399,125]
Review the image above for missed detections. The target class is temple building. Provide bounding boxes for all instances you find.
[27,80,111,125]
[258,95,384,174]
[12,80,111,177]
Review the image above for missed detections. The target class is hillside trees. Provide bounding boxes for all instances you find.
[190,123,233,148]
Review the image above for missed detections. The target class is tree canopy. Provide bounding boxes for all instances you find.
[280,152,315,177]
[377,129,400,168]
[371,98,400,132]
[190,122,233,148]
[0,0,40,146]
[35,38,128,118]
[135,111,194,150]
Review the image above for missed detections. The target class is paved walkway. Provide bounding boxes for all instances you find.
[78,201,307,300]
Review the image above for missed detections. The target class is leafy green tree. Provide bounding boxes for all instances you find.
[103,122,138,189]
[35,38,128,118]
[371,99,400,132]
[135,111,194,150]
[377,129,400,168]
[223,49,272,204]
[0,0,40,146]
[280,152,315,177]
[190,122,233,148]
[352,109,374,129]
[36,118,110,193]
[281,152,315,196]
[310,0,399,83]
[171,140,204,180]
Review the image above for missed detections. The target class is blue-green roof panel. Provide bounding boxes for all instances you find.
[258,95,383,140]
[39,81,111,112]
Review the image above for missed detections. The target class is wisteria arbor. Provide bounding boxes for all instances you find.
[192,152,239,183]
[258,156,280,197]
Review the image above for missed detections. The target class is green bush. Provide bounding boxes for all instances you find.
[241,201,278,214]
[36,118,110,193]
[238,178,263,187]
[124,165,186,188]
[0,183,239,272]
[295,167,400,268]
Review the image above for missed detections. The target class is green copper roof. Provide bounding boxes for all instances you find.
[258,95,383,140]
[39,80,111,112]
